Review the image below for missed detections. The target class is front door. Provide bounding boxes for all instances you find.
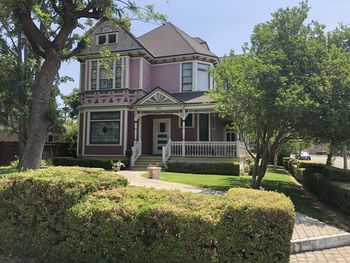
[153,119,171,155]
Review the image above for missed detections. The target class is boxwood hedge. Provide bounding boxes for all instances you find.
[166,161,240,176]
[0,167,294,262]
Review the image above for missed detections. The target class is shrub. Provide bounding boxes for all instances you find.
[282,157,292,170]
[297,161,324,173]
[166,161,240,176]
[303,171,350,214]
[0,172,294,263]
[220,188,294,263]
[52,157,130,170]
[0,167,128,259]
[322,166,350,182]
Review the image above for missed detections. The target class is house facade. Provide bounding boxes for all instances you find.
[77,19,245,168]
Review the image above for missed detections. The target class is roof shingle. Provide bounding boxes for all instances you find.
[138,22,217,58]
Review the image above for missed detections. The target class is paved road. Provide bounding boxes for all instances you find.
[310,155,349,170]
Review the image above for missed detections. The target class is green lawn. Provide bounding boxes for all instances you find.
[156,167,337,226]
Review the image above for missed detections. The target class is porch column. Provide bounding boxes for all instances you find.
[138,116,142,143]
[182,118,186,156]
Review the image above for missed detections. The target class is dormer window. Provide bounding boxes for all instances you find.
[97,33,118,45]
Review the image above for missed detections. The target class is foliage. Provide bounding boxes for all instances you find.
[166,161,240,176]
[210,2,334,188]
[0,168,294,262]
[51,157,118,170]
[61,88,80,120]
[303,170,350,214]
[63,120,78,157]
[0,167,128,260]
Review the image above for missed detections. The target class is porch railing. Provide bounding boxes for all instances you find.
[130,140,142,166]
[168,141,243,158]
[162,139,172,165]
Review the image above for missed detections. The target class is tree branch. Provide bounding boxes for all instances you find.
[61,39,87,59]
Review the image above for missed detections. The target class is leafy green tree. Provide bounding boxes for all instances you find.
[211,3,330,188]
[62,88,80,120]
[0,0,165,169]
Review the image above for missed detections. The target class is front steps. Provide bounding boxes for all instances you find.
[131,155,163,171]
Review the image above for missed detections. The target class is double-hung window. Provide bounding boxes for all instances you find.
[88,58,127,90]
[182,62,193,91]
[89,112,120,144]
[97,33,118,45]
[179,113,194,128]
[197,63,210,91]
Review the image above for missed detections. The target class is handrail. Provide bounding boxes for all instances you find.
[130,141,142,166]
[162,139,172,166]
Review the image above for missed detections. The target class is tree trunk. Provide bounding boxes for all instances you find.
[326,143,335,166]
[343,143,348,170]
[20,55,61,169]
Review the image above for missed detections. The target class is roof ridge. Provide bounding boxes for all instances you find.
[137,22,168,40]
[167,22,196,53]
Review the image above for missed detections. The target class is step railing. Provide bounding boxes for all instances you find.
[130,140,142,166]
[162,139,172,165]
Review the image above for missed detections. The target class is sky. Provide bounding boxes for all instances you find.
[58,0,350,105]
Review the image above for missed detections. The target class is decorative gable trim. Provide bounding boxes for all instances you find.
[135,88,182,105]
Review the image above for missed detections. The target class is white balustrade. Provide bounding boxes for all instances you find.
[164,141,244,159]
[130,141,142,166]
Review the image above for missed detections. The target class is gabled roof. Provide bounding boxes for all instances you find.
[134,87,183,106]
[172,91,214,104]
[138,22,217,58]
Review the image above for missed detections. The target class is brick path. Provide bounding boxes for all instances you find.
[290,246,350,262]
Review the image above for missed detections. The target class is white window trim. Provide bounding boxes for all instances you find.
[211,114,216,129]
[87,57,129,91]
[178,113,194,128]
[86,110,122,146]
[179,60,214,92]
[96,32,119,45]
[224,128,237,142]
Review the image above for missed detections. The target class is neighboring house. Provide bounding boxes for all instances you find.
[0,129,68,165]
[77,19,245,169]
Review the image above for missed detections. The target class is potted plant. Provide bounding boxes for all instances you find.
[112,160,125,172]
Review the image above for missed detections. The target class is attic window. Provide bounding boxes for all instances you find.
[97,33,118,45]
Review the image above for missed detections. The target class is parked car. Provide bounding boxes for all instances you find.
[296,151,311,160]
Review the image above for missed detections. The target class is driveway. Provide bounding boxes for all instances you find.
[310,155,349,170]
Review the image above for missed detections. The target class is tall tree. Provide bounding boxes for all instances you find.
[0,1,165,169]
[211,2,330,188]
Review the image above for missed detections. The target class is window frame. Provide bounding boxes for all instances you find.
[181,62,193,92]
[178,113,194,128]
[87,111,122,146]
[197,62,211,91]
[87,58,128,91]
[225,128,237,142]
[96,32,118,45]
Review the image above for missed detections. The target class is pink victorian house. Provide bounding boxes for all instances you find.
[77,19,245,169]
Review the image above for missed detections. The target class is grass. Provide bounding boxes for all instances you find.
[154,166,338,226]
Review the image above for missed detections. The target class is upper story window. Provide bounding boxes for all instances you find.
[181,61,212,92]
[97,33,118,45]
[87,58,129,91]
[182,62,193,91]
[197,63,210,91]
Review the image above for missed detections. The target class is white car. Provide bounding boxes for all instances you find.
[298,151,311,160]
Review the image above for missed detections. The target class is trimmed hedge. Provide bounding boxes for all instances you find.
[0,167,128,260]
[52,157,130,170]
[322,166,350,182]
[303,171,350,214]
[0,168,294,262]
[166,161,240,176]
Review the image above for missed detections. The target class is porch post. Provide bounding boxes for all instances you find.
[134,119,138,144]
[138,116,142,143]
[182,118,185,156]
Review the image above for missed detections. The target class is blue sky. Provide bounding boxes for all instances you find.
[58,0,350,105]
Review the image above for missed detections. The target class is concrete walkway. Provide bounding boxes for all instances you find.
[119,170,350,260]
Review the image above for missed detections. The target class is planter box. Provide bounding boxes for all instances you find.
[148,166,161,179]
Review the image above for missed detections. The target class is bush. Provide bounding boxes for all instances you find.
[166,161,240,176]
[0,169,294,263]
[220,188,294,263]
[322,166,350,182]
[297,161,324,173]
[52,157,130,170]
[0,167,128,259]
[282,157,292,170]
[303,171,350,214]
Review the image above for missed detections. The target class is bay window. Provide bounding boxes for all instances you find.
[182,62,193,91]
[89,111,120,144]
[197,63,210,91]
